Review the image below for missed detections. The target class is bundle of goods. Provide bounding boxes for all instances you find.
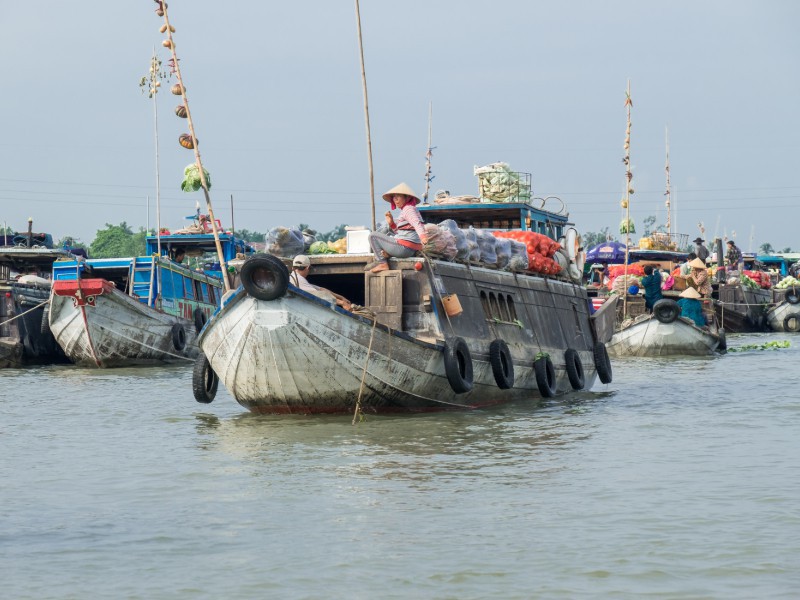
[438,219,470,261]
[181,163,212,192]
[611,274,641,295]
[742,270,772,289]
[507,240,529,271]
[474,229,497,265]
[308,241,339,255]
[266,226,305,257]
[301,230,317,252]
[494,236,511,269]
[327,237,347,254]
[473,162,532,203]
[775,275,800,289]
[607,263,645,290]
[422,223,458,261]
[464,228,482,263]
[492,230,562,275]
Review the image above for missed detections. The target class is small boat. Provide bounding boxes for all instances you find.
[48,220,253,367]
[193,192,616,415]
[1,224,76,367]
[765,287,800,332]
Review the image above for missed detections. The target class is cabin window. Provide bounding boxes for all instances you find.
[480,290,490,315]
[183,276,196,300]
[489,293,500,318]
[480,291,518,324]
[161,270,176,299]
[498,295,510,321]
[507,296,518,321]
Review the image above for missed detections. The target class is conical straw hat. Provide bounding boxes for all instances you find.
[680,287,702,299]
[382,182,420,204]
[689,257,706,269]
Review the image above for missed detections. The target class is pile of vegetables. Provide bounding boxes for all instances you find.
[742,270,772,289]
[493,230,562,275]
[181,163,211,192]
[776,276,800,289]
[739,274,760,290]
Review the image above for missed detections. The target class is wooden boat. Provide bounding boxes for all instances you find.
[192,199,616,415]
[714,282,770,332]
[1,227,76,367]
[48,223,253,367]
[765,288,800,332]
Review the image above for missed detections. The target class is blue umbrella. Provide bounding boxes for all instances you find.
[585,241,629,264]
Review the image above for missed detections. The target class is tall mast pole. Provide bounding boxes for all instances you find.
[354,0,376,230]
[622,80,633,318]
[156,2,231,291]
[423,102,434,204]
[664,126,672,237]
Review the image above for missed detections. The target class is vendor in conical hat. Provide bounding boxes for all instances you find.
[677,286,706,327]
[365,182,428,273]
[687,256,711,297]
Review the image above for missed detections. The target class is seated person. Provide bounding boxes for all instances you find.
[640,264,663,312]
[290,255,352,311]
[587,263,608,287]
[677,287,706,327]
[365,183,429,274]
[679,252,697,276]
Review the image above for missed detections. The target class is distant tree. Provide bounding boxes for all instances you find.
[581,227,615,249]
[780,246,793,253]
[56,236,87,250]
[89,222,146,258]
[236,229,267,243]
[315,224,350,243]
[0,225,12,235]
[759,242,775,255]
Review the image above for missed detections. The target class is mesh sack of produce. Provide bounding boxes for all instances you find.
[465,227,482,262]
[438,219,470,261]
[266,226,304,258]
[475,229,497,265]
[494,236,511,269]
[423,223,457,260]
[507,240,529,271]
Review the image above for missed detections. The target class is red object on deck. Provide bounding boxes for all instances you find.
[52,278,113,306]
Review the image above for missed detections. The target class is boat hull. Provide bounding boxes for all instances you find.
[1,282,68,368]
[607,315,720,357]
[49,279,200,367]
[766,301,800,332]
[715,284,770,333]
[200,289,599,414]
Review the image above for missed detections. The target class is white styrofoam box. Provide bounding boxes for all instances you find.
[346,229,371,254]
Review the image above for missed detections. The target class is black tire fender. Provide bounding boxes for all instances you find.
[240,254,290,301]
[653,298,680,324]
[783,314,800,332]
[171,322,187,352]
[40,304,51,336]
[192,351,219,404]
[717,328,727,351]
[193,307,207,333]
[564,348,585,390]
[786,288,800,305]
[488,339,514,389]
[443,337,473,394]
[593,342,613,384]
[534,356,557,398]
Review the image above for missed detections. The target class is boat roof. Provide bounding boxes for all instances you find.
[417,199,570,232]
[0,246,75,267]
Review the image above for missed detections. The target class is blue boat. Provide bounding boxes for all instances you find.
[48,218,254,367]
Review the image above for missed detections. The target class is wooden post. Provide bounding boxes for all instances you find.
[354,0,376,230]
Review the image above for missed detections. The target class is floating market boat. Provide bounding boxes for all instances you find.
[48,222,253,367]
[193,185,616,414]
[1,224,77,367]
[765,282,800,332]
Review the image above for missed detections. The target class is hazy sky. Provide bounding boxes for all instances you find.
[2,1,799,251]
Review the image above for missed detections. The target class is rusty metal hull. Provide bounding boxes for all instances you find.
[200,259,603,414]
[49,279,199,368]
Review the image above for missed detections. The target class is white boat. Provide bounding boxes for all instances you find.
[607,298,723,357]
[193,200,616,415]
[765,288,800,332]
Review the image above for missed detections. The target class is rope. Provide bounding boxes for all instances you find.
[98,324,194,361]
[0,298,49,327]
[352,315,379,424]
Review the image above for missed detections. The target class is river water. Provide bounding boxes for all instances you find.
[2,332,798,599]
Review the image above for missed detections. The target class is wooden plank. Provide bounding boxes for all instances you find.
[366,270,402,330]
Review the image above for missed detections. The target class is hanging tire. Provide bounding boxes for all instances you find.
[564,348,585,390]
[786,288,800,305]
[593,342,613,384]
[40,305,51,336]
[488,339,514,389]
[717,329,727,351]
[171,323,187,351]
[192,351,218,404]
[783,314,800,332]
[240,254,289,301]
[534,356,557,398]
[443,337,473,394]
[193,307,207,333]
[653,298,680,324]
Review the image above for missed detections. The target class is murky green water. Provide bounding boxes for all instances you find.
[2,332,798,599]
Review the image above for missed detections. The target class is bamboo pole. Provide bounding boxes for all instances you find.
[423,101,434,204]
[354,0,376,230]
[157,3,231,291]
[622,80,633,319]
[664,126,671,237]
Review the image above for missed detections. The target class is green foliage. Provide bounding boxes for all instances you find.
[89,222,147,258]
[760,242,775,255]
[56,236,86,250]
[780,246,793,253]
[582,227,615,248]
[236,229,267,243]
[728,340,790,352]
[316,224,349,243]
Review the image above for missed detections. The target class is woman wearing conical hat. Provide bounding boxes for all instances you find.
[365,182,429,273]
[686,256,711,297]
[677,286,706,327]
